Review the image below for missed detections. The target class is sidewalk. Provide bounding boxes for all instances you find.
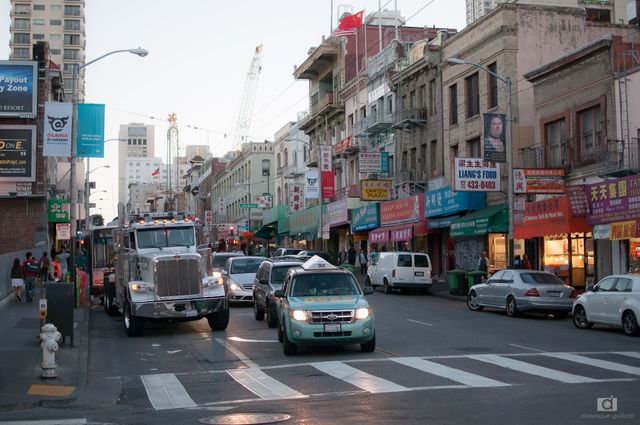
[353,272,467,302]
[0,288,91,412]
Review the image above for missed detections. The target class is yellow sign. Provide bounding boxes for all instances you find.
[610,220,637,240]
[361,179,392,201]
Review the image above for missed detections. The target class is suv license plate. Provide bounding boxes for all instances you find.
[186,309,198,317]
[324,323,341,333]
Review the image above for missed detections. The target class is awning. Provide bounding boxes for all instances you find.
[450,204,508,237]
[514,195,590,239]
[254,222,277,240]
[369,228,389,244]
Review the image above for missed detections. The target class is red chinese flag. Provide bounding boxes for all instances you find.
[151,167,160,177]
[322,171,335,199]
[338,10,364,31]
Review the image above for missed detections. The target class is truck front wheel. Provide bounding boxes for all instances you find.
[207,308,230,331]
[124,299,144,337]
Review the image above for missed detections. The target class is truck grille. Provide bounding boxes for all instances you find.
[310,310,354,323]
[155,257,201,297]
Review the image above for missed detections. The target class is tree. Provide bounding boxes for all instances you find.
[91,214,105,227]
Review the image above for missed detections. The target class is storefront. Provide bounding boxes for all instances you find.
[586,175,640,280]
[515,195,593,287]
[289,205,321,250]
[377,194,427,252]
[450,204,508,272]
[352,203,380,250]
[327,198,356,260]
[255,205,288,247]
[425,187,486,276]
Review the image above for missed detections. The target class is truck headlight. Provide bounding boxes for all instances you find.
[130,282,153,293]
[290,309,309,322]
[355,307,371,320]
[202,276,224,288]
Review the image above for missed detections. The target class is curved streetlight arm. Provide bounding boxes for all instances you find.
[80,48,148,71]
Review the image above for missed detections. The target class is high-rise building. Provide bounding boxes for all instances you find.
[117,123,161,205]
[9,0,86,100]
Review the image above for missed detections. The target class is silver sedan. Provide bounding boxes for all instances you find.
[466,269,577,318]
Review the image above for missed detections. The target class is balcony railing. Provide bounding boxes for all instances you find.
[392,108,428,128]
[518,142,569,170]
[599,138,640,177]
[354,111,395,137]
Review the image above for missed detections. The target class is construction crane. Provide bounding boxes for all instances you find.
[232,44,263,149]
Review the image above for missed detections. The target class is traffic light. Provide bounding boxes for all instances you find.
[229,226,234,236]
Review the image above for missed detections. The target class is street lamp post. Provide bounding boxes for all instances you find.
[84,165,110,234]
[69,47,148,295]
[447,57,514,267]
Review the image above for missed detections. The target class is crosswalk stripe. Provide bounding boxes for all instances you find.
[141,373,197,410]
[615,351,640,359]
[0,421,87,425]
[393,357,510,387]
[468,354,599,384]
[542,353,640,376]
[227,368,307,400]
[312,361,408,393]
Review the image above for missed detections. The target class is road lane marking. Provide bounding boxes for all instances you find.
[227,336,279,343]
[227,368,307,400]
[408,319,434,327]
[312,361,408,393]
[542,353,640,376]
[392,357,509,387]
[0,421,87,425]
[615,351,640,359]
[509,344,545,352]
[215,338,259,368]
[468,354,599,384]
[141,373,197,410]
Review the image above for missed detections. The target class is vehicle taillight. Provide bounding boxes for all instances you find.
[524,288,540,297]
[569,289,577,298]
[392,269,396,278]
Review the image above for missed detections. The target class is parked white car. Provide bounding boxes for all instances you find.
[572,274,640,336]
[366,252,432,293]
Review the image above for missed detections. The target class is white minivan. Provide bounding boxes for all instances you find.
[366,252,432,294]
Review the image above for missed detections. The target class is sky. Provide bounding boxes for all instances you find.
[0,0,466,220]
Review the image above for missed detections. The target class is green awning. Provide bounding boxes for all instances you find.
[254,222,277,239]
[450,204,508,237]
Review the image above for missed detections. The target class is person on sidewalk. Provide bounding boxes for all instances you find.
[11,257,24,302]
[347,244,357,266]
[57,248,70,280]
[521,254,532,270]
[39,252,50,281]
[358,249,368,276]
[22,252,38,302]
[477,250,490,273]
[338,247,347,265]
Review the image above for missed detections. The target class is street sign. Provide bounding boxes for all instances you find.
[240,203,258,208]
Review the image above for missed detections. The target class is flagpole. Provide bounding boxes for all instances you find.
[394,0,399,40]
[330,0,333,35]
[378,0,382,53]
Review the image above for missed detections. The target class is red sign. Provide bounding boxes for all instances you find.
[513,168,566,194]
[514,195,590,239]
[390,225,413,242]
[566,185,589,217]
[334,136,353,155]
[380,195,421,225]
[322,171,335,199]
[368,229,388,244]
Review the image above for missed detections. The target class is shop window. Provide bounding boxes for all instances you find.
[488,233,506,271]
[543,233,594,287]
[630,239,640,273]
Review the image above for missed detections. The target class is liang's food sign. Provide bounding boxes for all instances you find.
[454,158,501,192]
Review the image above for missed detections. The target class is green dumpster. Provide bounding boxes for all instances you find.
[447,270,467,295]
[343,264,355,274]
[466,270,488,293]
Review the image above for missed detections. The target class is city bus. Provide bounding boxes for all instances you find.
[87,224,117,297]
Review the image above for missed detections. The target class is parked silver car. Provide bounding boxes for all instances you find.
[466,269,576,318]
[572,274,640,336]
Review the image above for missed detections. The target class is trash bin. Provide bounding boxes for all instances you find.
[466,270,488,292]
[42,282,74,346]
[447,269,467,295]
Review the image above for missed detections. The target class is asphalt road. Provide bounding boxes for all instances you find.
[2,290,640,425]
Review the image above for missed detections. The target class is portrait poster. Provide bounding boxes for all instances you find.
[483,113,506,163]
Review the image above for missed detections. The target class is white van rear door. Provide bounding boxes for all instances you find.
[395,254,414,283]
[413,254,432,284]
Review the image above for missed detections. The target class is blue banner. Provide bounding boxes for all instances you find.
[425,186,486,217]
[76,104,105,158]
[380,152,389,174]
[351,203,380,232]
[0,61,37,118]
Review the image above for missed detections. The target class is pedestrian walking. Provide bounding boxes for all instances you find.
[347,244,357,266]
[57,248,70,280]
[11,258,24,302]
[22,252,38,302]
[358,249,368,276]
[521,254,532,270]
[338,247,347,265]
[477,250,490,273]
[39,252,50,281]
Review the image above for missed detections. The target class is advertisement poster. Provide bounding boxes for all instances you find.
[56,223,71,241]
[289,184,304,213]
[567,185,589,217]
[43,102,73,157]
[359,152,382,173]
[304,169,320,199]
[255,195,272,209]
[453,158,500,192]
[483,113,506,163]
[76,103,105,158]
[322,171,335,199]
[217,197,226,216]
[0,61,37,118]
[351,204,379,232]
[513,168,566,194]
[361,179,392,201]
[380,195,421,226]
[587,175,640,225]
[0,125,36,181]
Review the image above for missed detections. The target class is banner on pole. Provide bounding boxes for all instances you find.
[43,102,73,157]
[305,169,320,199]
[76,103,105,158]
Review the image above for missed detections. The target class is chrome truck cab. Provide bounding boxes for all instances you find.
[111,208,229,336]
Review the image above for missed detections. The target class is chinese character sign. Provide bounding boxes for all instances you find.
[320,145,332,172]
[454,158,501,192]
[289,184,305,214]
[513,168,566,194]
[361,179,392,201]
[218,197,226,216]
[587,175,640,225]
[48,199,70,223]
[359,152,382,173]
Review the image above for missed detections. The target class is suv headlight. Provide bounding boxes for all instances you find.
[290,309,309,322]
[355,307,371,320]
[130,282,153,293]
